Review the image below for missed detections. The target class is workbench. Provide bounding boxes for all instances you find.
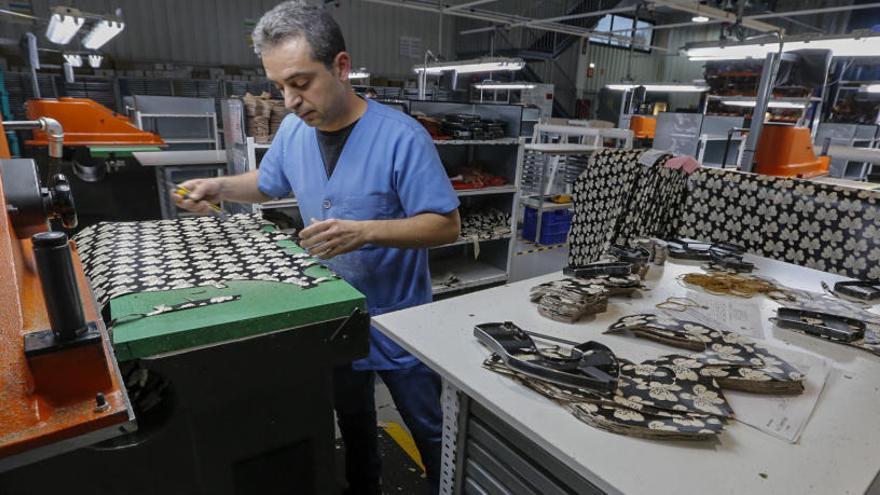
[374,256,880,495]
[2,244,369,494]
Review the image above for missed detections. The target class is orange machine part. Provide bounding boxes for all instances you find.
[0,171,130,460]
[25,97,164,147]
[629,115,656,139]
[0,116,11,159]
[754,124,830,178]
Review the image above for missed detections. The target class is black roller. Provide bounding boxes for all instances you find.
[32,231,86,341]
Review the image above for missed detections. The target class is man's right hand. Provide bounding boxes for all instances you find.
[173,177,224,214]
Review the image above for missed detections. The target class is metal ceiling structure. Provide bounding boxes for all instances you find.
[362,0,878,44]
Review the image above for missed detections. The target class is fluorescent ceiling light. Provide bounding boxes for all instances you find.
[474,82,536,90]
[605,83,709,92]
[88,54,103,68]
[692,15,710,23]
[46,8,85,45]
[414,57,525,75]
[349,70,370,80]
[721,99,806,109]
[686,32,880,61]
[862,84,880,93]
[82,18,125,49]
[63,53,83,68]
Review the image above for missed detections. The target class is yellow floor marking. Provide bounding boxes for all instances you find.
[380,421,424,472]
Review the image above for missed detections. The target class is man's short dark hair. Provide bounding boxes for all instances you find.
[252,1,346,69]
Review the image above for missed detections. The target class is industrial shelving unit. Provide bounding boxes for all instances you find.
[219,98,293,219]
[410,100,524,297]
[128,95,224,220]
[814,122,880,179]
[520,125,633,245]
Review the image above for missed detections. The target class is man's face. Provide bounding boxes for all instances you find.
[262,36,350,129]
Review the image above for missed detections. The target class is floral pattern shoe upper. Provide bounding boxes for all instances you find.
[74,213,334,312]
[485,358,726,441]
[477,322,729,440]
[607,314,805,394]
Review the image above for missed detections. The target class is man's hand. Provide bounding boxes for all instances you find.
[299,218,370,259]
[173,178,224,215]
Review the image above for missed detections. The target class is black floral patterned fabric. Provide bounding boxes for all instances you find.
[74,213,333,311]
[607,314,805,394]
[482,342,730,440]
[568,149,690,267]
[674,168,880,281]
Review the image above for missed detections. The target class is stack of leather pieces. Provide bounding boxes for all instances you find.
[242,92,272,143]
[530,279,608,323]
[459,207,511,242]
[269,100,291,139]
[606,314,805,394]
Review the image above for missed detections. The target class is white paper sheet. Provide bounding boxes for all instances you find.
[724,350,831,444]
[661,291,767,339]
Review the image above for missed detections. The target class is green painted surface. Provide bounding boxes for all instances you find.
[88,145,162,157]
[109,241,365,361]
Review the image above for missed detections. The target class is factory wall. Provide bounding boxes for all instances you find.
[0,0,456,79]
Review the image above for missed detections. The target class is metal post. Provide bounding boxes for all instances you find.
[626,8,638,81]
[438,0,443,56]
[740,51,781,172]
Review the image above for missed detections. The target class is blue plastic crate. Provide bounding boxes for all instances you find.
[522,206,572,245]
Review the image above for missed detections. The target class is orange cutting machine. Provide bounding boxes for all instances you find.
[25,98,164,148]
[0,115,134,471]
[753,124,830,178]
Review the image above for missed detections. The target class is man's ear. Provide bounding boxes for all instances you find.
[334,51,353,81]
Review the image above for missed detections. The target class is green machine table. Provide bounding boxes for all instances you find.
[1,250,369,495]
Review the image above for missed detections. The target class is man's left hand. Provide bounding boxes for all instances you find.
[299,218,370,259]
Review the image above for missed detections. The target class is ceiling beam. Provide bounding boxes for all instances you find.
[507,4,637,29]
[652,0,782,33]
[594,1,880,35]
[444,0,499,12]
[364,0,672,51]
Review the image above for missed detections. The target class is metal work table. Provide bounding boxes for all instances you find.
[132,149,227,167]
[374,256,880,495]
[2,243,368,494]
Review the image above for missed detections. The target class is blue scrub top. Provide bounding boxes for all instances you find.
[258,99,460,370]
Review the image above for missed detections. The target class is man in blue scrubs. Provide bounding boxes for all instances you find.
[175,3,459,494]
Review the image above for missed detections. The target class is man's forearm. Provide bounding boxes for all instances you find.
[219,171,273,204]
[365,210,460,249]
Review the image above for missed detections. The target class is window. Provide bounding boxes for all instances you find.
[590,15,654,52]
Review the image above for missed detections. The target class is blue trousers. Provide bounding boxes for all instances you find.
[333,362,443,495]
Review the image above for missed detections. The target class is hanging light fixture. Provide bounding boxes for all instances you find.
[45,7,85,45]
[685,31,880,61]
[474,82,536,90]
[82,17,125,50]
[692,15,710,23]
[605,82,710,92]
[720,98,806,109]
[63,53,83,68]
[414,57,525,75]
[348,69,370,80]
[88,54,103,68]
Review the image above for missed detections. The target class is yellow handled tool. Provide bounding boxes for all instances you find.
[173,185,222,212]
[171,184,226,218]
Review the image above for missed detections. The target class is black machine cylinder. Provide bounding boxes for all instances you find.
[32,231,87,341]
